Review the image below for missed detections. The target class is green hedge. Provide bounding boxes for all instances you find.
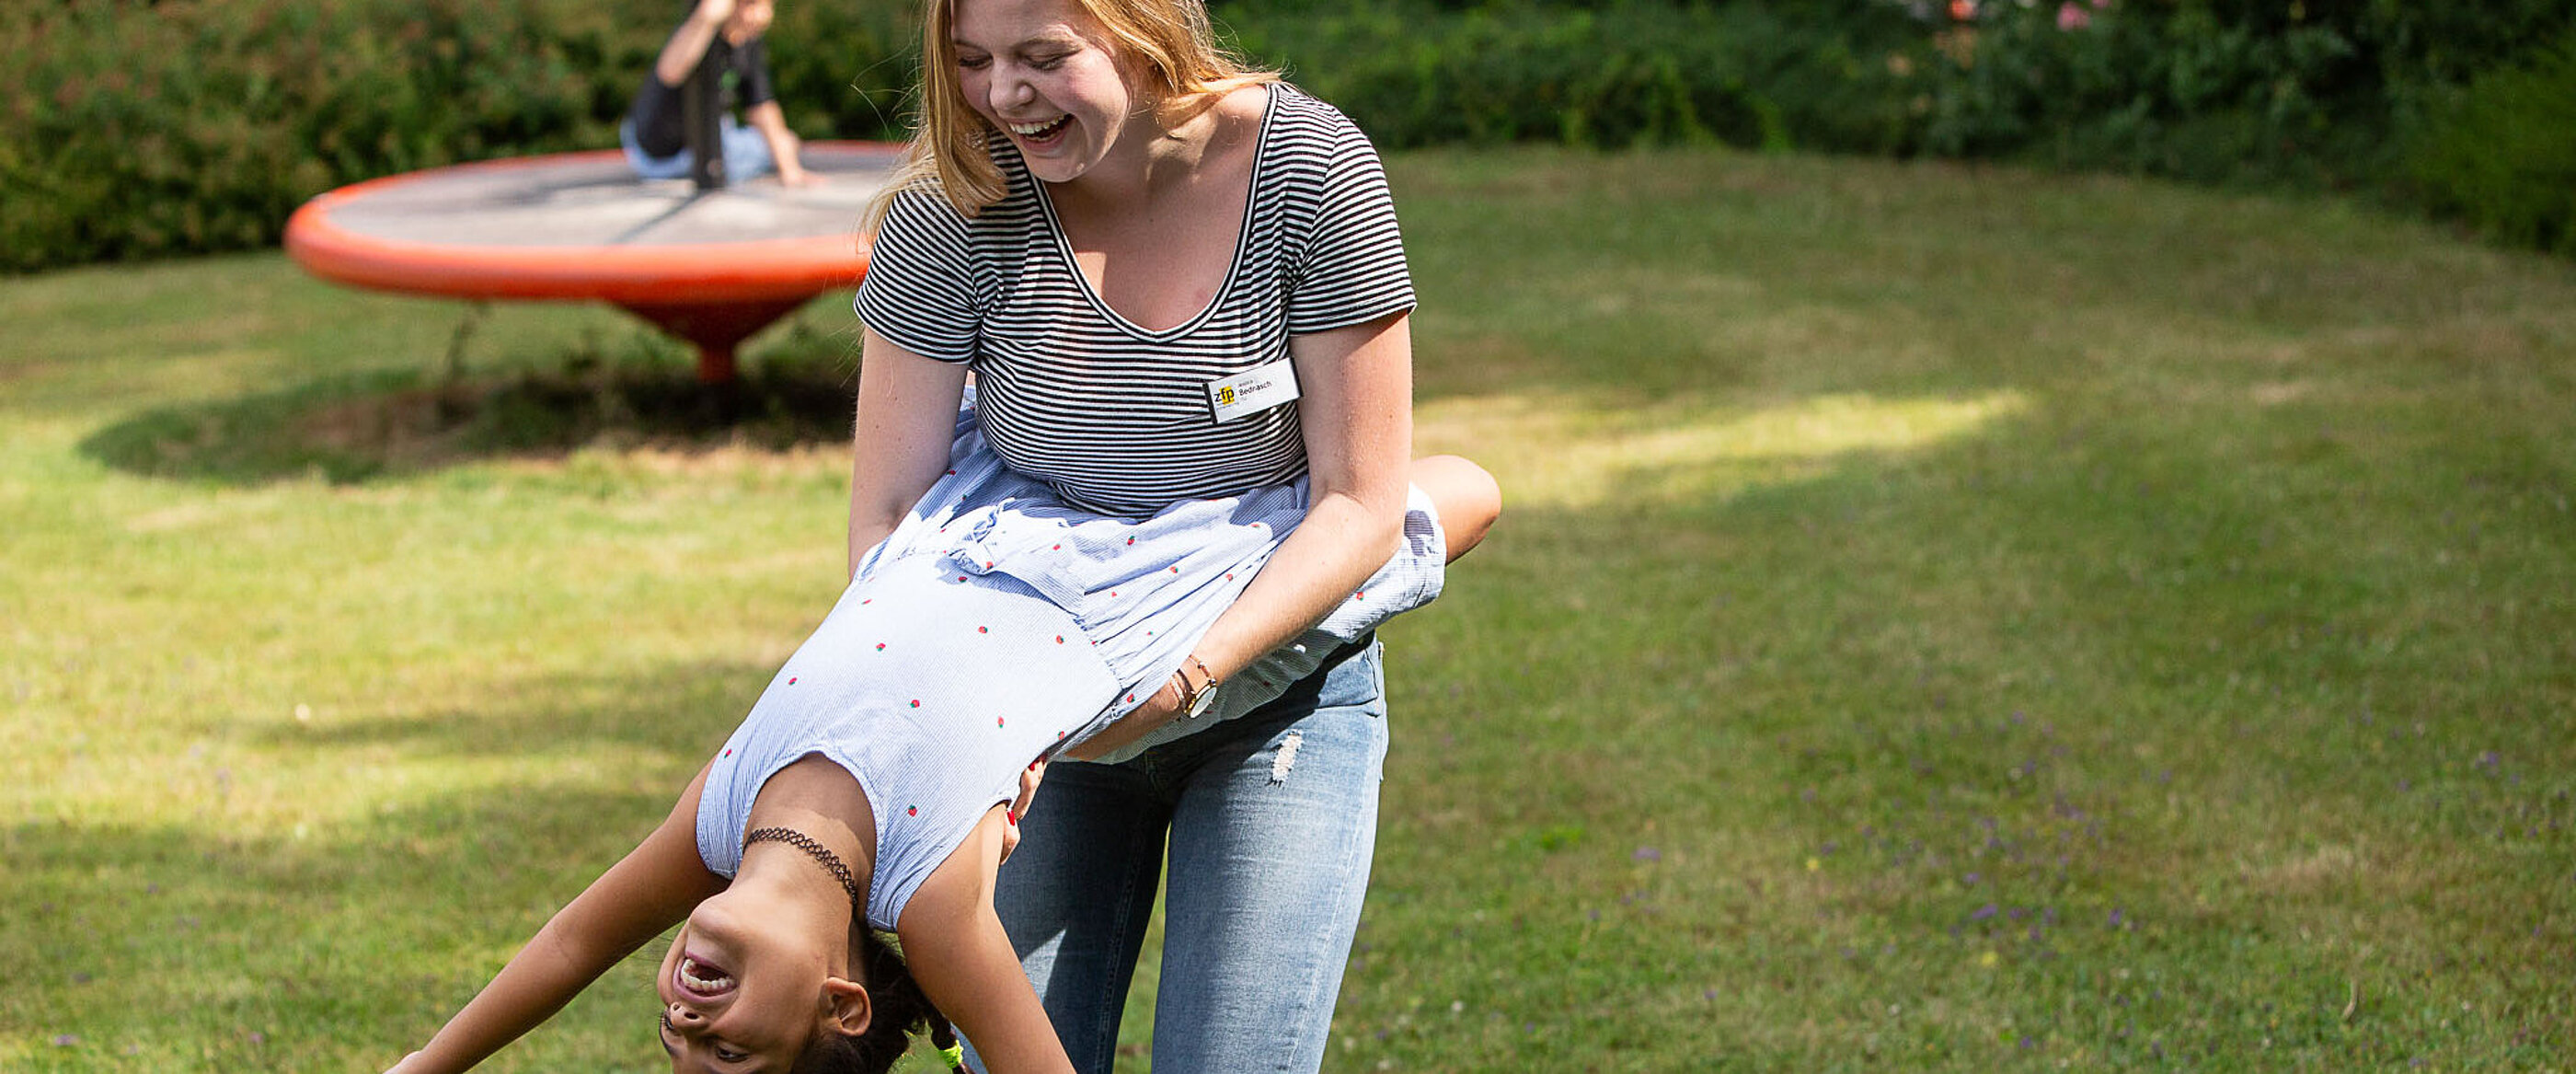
[2406,30,2576,255]
[6,0,2573,273]
[1902,0,2575,191]
[1220,0,1921,155]
[7,1,614,271]
[0,0,913,273]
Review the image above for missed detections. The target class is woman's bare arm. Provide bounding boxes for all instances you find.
[1066,313,1413,756]
[848,329,972,579]
[391,766,727,1073]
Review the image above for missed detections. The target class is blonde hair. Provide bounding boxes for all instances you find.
[861,0,1276,233]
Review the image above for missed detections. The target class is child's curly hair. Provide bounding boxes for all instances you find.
[794,926,962,1073]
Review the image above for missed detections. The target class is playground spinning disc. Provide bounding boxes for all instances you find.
[285,142,903,382]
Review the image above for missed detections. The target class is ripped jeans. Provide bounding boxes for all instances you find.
[974,636,1387,1073]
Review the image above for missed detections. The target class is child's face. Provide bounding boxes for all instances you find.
[724,0,775,44]
[652,895,844,1068]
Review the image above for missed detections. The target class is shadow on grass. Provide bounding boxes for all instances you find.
[249,655,769,760]
[77,330,860,486]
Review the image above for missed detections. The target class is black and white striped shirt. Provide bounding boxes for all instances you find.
[856,83,1415,516]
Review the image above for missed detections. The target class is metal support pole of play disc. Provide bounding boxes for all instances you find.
[683,51,724,191]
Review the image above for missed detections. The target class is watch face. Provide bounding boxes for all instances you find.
[1187,682,1219,718]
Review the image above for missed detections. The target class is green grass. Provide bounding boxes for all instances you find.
[5,146,2572,1070]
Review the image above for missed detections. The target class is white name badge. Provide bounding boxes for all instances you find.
[1204,359,1301,423]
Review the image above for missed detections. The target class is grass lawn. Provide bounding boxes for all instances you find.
[5,145,2571,1070]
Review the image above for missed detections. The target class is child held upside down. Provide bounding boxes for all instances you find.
[383,407,1499,1073]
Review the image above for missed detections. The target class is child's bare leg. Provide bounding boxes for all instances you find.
[1411,455,1501,561]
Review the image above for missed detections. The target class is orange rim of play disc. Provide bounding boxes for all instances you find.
[283,146,889,306]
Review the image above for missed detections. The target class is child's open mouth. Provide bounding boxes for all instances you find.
[676,953,736,998]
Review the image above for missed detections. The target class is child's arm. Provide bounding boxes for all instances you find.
[742,99,811,186]
[652,0,734,88]
[391,765,728,1074]
[898,808,1075,1074]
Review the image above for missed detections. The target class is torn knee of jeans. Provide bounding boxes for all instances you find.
[1268,732,1303,784]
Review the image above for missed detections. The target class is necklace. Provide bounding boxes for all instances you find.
[742,826,864,912]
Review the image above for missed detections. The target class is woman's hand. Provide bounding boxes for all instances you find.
[1130,671,1191,727]
[1057,673,1190,761]
[999,756,1047,864]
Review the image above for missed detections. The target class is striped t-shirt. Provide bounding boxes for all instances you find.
[856,82,1416,516]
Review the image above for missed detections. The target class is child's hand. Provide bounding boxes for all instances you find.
[693,0,738,28]
[775,137,815,187]
[382,1051,426,1074]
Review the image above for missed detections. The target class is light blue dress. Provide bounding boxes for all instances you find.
[697,402,1443,929]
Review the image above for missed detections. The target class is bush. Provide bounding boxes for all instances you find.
[1907,0,2574,192]
[1915,1,2370,185]
[2404,30,2576,254]
[751,2,919,141]
[4,1,616,271]
[6,0,2574,271]
[1221,0,1924,155]
[0,0,914,274]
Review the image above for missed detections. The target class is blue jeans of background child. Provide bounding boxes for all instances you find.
[617,115,775,182]
[971,636,1388,1073]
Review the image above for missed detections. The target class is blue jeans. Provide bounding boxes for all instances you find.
[617,115,775,182]
[974,637,1388,1073]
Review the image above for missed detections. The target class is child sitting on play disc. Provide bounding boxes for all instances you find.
[623,0,813,186]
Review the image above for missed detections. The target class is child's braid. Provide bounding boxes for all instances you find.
[794,925,965,1074]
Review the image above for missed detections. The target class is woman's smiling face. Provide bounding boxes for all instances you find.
[949,0,1145,184]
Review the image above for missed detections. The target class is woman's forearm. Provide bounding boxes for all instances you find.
[1188,486,1404,683]
[1185,309,1411,687]
[1187,312,1414,684]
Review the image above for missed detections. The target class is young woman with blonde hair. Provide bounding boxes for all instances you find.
[856,0,1491,1068]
